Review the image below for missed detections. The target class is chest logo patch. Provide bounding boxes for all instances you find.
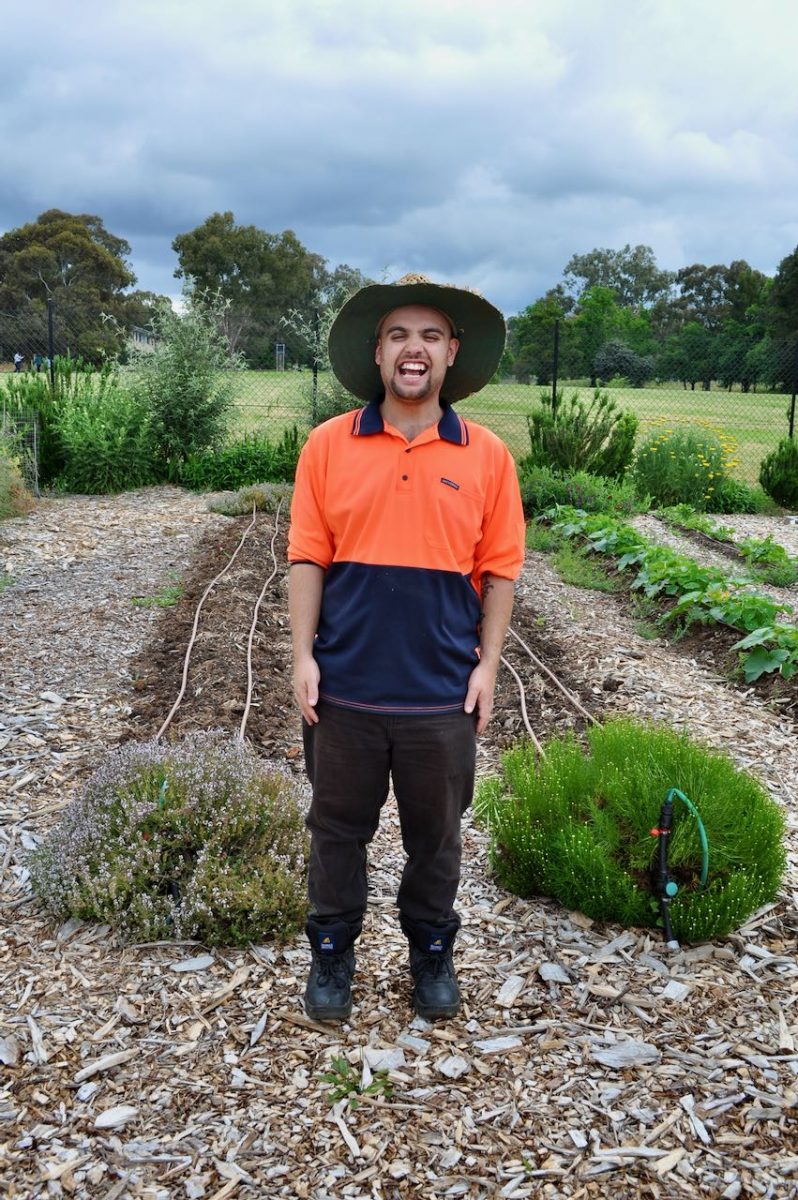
[440,477,460,490]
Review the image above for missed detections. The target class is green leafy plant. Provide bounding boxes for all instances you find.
[659,508,798,587]
[178,427,303,491]
[478,719,786,942]
[29,732,309,945]
[53,380,156,494]
[522,388,638,479]
[517,463,640,519]
[632,424,730,509]
[759,437,798,509]
[319,1057,394,1109]
[548,507,798,681]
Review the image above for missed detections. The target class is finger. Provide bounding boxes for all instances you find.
[475,694,493,734]
[463,683,480,716]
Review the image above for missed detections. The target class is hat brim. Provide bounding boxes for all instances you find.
[328,281,506,404]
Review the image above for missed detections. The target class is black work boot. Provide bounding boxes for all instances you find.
[304,920,356,1022]
[401,917,461,1021]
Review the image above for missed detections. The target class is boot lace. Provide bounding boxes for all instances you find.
[314,954,352,988]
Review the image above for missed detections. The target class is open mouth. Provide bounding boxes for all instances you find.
[398,361,428,379]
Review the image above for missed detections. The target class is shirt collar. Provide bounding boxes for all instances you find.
[352,400,468,446]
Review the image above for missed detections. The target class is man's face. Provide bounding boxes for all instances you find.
[375,305,459,403]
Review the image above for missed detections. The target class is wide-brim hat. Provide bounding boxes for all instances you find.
[327,273,506,404]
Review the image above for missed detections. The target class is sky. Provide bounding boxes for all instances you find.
[2,0,798,317]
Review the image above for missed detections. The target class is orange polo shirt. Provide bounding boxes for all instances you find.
[288,401,525,714]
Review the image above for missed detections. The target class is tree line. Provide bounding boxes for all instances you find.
[2,213,798,390]
[508,244,798,392]
[0,209,370,368]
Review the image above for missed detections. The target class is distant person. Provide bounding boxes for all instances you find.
[32,353,43,372]
[13,352,24,373]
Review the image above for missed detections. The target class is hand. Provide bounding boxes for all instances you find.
[293,655,320,725]
[464,660,498,735]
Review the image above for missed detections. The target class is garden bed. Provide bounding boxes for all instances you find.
[1,488,798,1199]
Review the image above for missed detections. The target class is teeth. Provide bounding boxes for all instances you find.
[399,363,426,375]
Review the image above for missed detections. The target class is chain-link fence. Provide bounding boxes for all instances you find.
[226,333,798,481]
[0,402,39,494]
[2,304,795,484]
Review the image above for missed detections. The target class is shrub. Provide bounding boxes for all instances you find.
[53,381,155,494]
[759,437,798,509]
[522,389,638,479]
[178,427,303,491]
[633,424,730,509]
[594,339,655,388]
[518,464,640,518]
[711,476,776,515]
[29,732,309,945]
[476,719,786,942]
[207,481,294,516]
[131,291,240,480]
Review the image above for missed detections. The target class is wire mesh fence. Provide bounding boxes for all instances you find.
[1,402,40,494]
[1,304,796,485]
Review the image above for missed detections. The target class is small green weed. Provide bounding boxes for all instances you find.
[319,1056,394,1108]
[552,541,619,591]
[630,594,661,640]
[0,573,13,594]
[525,523,562,553]
[132,577,183,608]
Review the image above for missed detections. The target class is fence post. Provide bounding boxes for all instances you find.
[311,307,320,425]
[551,319,560,413]
[47,298,55,388]
[790,336,797,440]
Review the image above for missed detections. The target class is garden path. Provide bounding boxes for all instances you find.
[1,489,797,1199]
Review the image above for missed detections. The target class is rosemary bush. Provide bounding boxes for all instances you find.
[522,389,638,479]
[476,719,785,942]
[30,733,309,945]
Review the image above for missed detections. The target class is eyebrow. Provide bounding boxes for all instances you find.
[382,322,449,337]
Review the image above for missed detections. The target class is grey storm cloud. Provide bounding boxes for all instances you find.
[2,0,798,314]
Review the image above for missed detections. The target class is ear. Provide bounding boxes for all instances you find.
[447,337,460,366]
[375,337,383,366]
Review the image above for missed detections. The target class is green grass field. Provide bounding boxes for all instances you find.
[227,371,795,481]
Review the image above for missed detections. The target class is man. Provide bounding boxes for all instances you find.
[287,274,525,1023]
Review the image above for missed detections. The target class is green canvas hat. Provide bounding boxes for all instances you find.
[327,273,506,404]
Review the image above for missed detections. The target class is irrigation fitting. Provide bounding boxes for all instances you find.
[650,787,709,951]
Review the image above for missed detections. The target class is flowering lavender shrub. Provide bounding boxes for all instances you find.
[30,732,309,945]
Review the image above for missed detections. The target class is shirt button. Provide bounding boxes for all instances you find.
[401,474,408,481]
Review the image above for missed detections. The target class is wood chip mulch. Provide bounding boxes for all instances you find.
[2,488,797,1200]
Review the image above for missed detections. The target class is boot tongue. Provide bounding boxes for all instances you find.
[426,935,446,953]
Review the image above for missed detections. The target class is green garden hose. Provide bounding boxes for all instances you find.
[651,787,709,949]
